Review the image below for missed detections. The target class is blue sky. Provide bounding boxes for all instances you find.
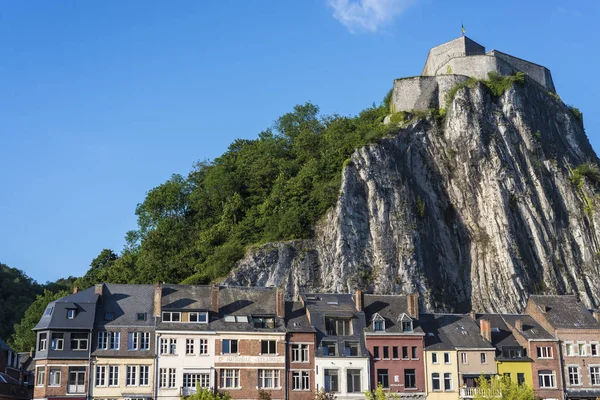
[1,0,598,283]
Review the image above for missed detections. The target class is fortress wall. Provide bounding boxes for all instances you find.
[391,75,469,113]
[487,50,555,92]
[440,55,516,80]
[422,36,485,76]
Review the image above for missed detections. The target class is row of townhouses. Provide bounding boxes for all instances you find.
[0,337,34,400]
[32,284,600,400]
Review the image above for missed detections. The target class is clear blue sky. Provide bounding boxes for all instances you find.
[1,1,598,284]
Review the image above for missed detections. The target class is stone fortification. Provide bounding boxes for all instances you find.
[391,36,555,113]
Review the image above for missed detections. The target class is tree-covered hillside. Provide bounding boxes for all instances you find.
[74,99,393,287]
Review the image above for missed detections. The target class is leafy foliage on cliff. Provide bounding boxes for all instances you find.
[78,101,391,285]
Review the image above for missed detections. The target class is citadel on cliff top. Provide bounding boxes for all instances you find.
[391,36,555,112]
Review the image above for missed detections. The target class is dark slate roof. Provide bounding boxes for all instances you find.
[420,314,458,351]
[33,287,98,331]
[0,338,11,351]
[502,314,555,341]
[157,286,285,333]
[161,284,212,311]
[421,313,494,349]
[529,295,600,330]
[300,293,369,358]
[285,301,315,333]
[17,353,34,373]
[363,294,424,334]
[95,284,155,327]
[475,314,521,348]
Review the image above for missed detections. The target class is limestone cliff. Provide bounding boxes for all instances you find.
[224,79,600,313]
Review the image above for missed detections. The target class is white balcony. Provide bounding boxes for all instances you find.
[460,387,501,398]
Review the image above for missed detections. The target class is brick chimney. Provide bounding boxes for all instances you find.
[407,293,419,318]
[480,319,492,342]
[153,283,162,317]
[72,286,78,294]
[469,310,476,320]
[276,288,285,318]
[355,290,364,312]
[515,318,523,332]
[211,285,219,314]
[94,283,103,296]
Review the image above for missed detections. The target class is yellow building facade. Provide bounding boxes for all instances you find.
[424,349,460,400]
[90,356,155,400]
[495,359,532,387]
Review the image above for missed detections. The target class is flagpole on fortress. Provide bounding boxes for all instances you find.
[461,23,465,36]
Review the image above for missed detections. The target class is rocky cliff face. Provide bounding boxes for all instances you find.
[224,79,600,313]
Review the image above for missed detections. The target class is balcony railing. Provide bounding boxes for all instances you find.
[460,387,501,398]
[68,384,86,394]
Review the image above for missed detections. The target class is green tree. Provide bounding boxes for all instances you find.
[182,386,231,400]
[74,249,118,289]
[0,263,42,340]
[9,290,68,352]
[365,383,400,400]
[256,389,271,400]
[473,375,534,400]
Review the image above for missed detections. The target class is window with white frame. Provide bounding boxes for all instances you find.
[538,370,556,388]
[51,333,64,350]
[432,352,438,364]
[222,339,238,354]
[139,366,149,386]
[183,373,210,388]
[346,369,361,393]
[95,366,106,386]
[108,365,119,386]
[568,366,581,385]
[70,333,88,350]
[160,338,177,355]
[126,366,137,386]
[67,309,76,319]
[36,367,45,386]
[444,373,453,391]
[292,371,310,390]
[537,346,553,358]
[565,343,574,356]
[186,339,195,355]
[590,366,600,385]
[592,343,599,357]
[292,344,308,362]
[49,368,61,386]
[110,332,120,350]
[159,368,176,388]
[220,369,240,389]
[261,340,277,355]
[258,369,280,388]
[432,373,441,391]
[169,368,176,388]
[140,332,150,350]
[98,332,108,350]
[98,331,118,350]
[162,312,181,322]
[189,312,208,323]
[579,343,586,356]
[128,332,139,350]
[444,352,451,364]
[461,352,468,364]
[324,369,339,392]
[480,353,487,364]
[199,339,208,355]
[38,333,47,351]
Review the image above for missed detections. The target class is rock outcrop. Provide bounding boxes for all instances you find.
[224,79,600,313]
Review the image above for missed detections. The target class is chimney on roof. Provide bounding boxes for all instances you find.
[94,284,104,296]
[355,290,363,312]
[515,319,523,332]
[469,310,476,320]
[153,283,162,317]
[407,293,419,318]
[211,285,219,314]
[593,310,600,324]
[72,286,78,294]
[276,288,285,318]
[480,319,492,342]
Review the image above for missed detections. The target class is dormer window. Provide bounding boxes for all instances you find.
[189,312,208,323]
[67,309,76,319]
[44,306,53,316]
[253,316,275,328]
[325,317,352,336]
[137,313,147,321]
[398,314,413,332]
[372,314,385,332]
